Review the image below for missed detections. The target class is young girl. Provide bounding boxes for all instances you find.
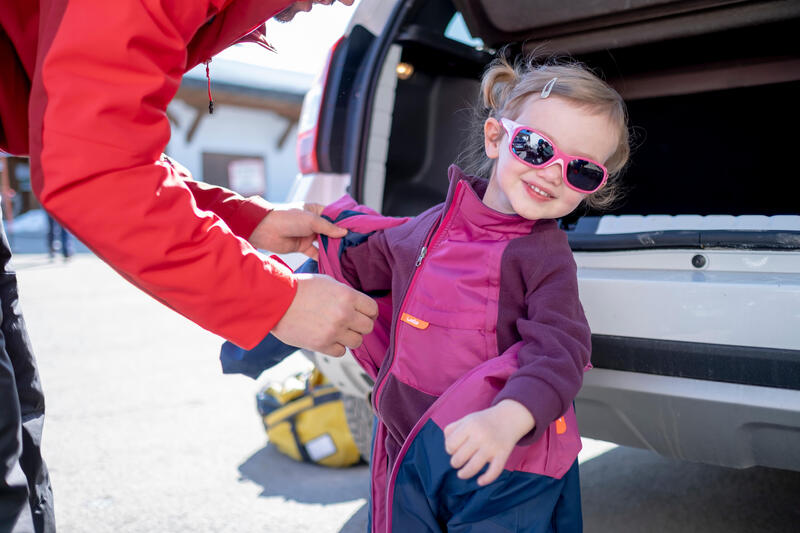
[316,56,630,532]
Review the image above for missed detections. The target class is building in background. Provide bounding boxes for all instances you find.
[168,58,313,203]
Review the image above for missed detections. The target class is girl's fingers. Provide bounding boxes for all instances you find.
[457,451,489,480]
[444,424,467,454]
[448,439,478,469]
[477,455,506,486]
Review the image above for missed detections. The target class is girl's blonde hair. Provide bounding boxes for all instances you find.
[459,54,630,210]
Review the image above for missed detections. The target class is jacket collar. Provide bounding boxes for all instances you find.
[443,165,537,235]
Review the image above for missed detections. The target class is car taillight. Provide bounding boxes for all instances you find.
[296,37,344,174]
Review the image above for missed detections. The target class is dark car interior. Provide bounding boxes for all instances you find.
[374,0,800,235]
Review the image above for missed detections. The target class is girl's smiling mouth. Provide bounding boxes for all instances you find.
[524,182,555,200]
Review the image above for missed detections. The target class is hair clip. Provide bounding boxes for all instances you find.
[541,77,558,98]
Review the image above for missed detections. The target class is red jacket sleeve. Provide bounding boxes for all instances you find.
[160,154,270,240]
[184,180,270,241]
[28,0,294,349]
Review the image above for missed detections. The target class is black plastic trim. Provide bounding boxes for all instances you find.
[395,24,492,64]
[568,230,800,251]
[591,334,800,390]
[316,25,375,173]
[348,0,413,202]
[451,0,796,51]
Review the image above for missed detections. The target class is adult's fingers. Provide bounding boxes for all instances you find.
[321,342,347,357]
[302,202,325,216]
[348,310,375,336]
[298,239,320,260]
[307,209,347,238]
[353,291,379,319]
[338,329,364,350]
[272,275,375,355]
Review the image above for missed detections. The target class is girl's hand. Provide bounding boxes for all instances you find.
[443,400,535,486]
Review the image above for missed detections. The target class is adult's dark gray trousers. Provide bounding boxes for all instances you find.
[0,222,55,533]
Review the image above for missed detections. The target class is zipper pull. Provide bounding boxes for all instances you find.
[205,59,214,114]
[415,246,427,267]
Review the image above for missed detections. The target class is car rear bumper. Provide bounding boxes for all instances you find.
[576,369,800,471]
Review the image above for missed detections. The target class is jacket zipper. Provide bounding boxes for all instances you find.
[415,246,427,267]
[372,181,464,412]
[374,182,463,531]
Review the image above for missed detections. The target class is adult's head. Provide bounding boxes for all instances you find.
[274,0,355,23]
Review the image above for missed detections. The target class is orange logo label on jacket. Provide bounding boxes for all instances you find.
[556,416,567,434]
[400,313,429,330]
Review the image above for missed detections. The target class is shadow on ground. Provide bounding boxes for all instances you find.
[580,446,800,533]
[338,504,369,533]
[239,445,370,503]
[239,444,370,531]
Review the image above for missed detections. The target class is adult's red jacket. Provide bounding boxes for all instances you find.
[0,0,301,349]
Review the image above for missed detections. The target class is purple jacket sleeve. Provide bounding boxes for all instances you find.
[492,235,591,445]
[340,230,395,295]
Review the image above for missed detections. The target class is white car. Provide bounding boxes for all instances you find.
[289,0,800,469]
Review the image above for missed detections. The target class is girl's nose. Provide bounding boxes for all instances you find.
[539,158,564,186]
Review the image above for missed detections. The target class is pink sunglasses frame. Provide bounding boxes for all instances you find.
[500,118,608,194]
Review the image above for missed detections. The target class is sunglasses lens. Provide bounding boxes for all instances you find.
[511,129,554,166]
[566,160,605,192]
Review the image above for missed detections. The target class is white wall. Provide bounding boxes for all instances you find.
[166,99,299,203]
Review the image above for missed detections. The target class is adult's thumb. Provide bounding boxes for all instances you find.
[311,215,347,238]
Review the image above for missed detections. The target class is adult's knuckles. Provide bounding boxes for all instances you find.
[327,344,346,357]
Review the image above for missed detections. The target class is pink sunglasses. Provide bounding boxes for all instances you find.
[500,118,608,194]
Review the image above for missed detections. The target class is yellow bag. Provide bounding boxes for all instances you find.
[256,368,362,468]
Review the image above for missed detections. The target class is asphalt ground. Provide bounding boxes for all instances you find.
[13,252,369,533]
[8,242,800,532]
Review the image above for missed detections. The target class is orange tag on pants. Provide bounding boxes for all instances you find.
[400,313,429,329]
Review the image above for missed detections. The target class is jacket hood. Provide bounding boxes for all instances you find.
[186,0,293,69]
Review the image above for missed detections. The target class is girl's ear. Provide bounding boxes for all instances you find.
[484,118,503,160]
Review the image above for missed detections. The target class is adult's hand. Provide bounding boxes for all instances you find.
[271,273,378,356]
[248,200,346,260]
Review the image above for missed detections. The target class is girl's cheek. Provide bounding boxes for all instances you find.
[553,191,589,218]
[564,190,587,209]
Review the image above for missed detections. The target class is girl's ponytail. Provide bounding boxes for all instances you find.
[481,57,517,115]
